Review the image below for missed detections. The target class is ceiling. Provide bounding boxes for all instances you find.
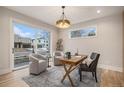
[6,6,124,27]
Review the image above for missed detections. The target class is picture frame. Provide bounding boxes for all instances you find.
[69,26,97,39]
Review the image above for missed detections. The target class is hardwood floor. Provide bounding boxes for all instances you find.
[100,69,124,87]
[0,66,123,87]
[0,68,29,87]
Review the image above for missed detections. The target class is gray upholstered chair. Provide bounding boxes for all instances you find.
[79,52,100,82]
[53,51,64,66]
[29,53,48,75]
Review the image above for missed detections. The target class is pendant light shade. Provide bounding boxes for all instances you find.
[56,6,71,29]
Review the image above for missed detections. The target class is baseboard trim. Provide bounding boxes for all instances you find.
[98,64,123,72]
[0,68,12,75]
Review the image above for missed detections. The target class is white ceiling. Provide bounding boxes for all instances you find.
[6,6,124,27]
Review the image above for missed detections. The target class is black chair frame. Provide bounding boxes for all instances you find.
[79,52,100,82]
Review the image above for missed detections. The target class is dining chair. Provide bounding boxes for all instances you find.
[79,52,100,82]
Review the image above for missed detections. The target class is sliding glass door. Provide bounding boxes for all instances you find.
[13,22,50,69]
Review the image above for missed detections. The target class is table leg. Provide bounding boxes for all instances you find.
[61,64,74,86]
[64,65,74,86]
[61,65,72,82]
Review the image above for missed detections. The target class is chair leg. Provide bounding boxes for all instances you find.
[94,71,98,82]
[79,69,82,81]
[92,72,94,77]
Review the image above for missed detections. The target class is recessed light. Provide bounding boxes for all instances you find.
[97,10,101,14]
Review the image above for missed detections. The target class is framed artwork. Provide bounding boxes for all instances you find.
[69,26,97,39]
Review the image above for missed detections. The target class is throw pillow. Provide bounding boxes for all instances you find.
[83,57,93,66]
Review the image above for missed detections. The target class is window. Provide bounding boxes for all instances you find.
[69,26,97,38]
[13,22,50,51]
[46,41,48,43]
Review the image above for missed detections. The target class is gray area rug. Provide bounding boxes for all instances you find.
[23,66,101,87]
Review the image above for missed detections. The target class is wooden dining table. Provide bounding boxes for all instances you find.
[59,55,87,86]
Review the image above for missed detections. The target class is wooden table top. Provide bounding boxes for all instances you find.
[59,55,87,66]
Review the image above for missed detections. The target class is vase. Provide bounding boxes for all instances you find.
[65,52,71,59]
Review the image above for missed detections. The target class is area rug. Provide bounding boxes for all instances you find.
[22,66,101,87]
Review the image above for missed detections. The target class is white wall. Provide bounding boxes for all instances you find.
[0,6,123,75]
[59,13,123,72]
[0,7,58,75]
